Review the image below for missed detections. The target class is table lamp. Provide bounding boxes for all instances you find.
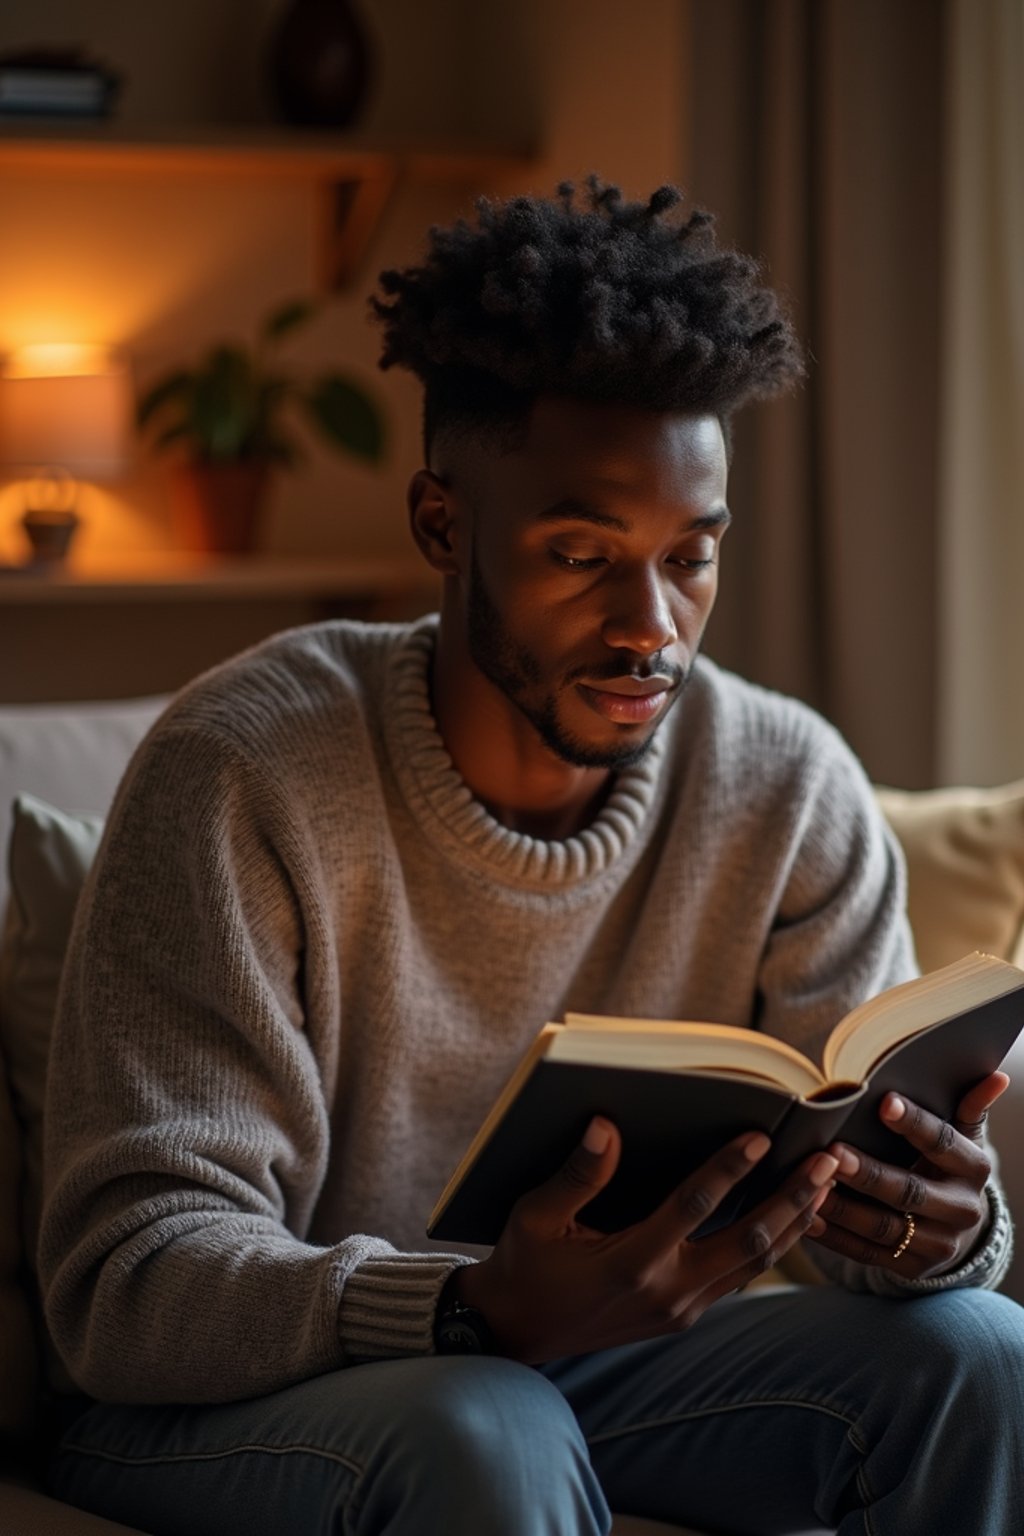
[0,344,130,564]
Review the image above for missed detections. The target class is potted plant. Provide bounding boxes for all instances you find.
[136,298,385,554]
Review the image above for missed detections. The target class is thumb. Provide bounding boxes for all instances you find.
[955,1071,1010,1141]
[519,1116,621,1234]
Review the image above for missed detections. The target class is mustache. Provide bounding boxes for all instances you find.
[567,655,687,687]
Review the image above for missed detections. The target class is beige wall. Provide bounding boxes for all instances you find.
[0,1,687,582]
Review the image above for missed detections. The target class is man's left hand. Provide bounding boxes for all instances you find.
[806,1071,1010,1279]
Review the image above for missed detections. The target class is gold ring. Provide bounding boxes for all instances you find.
[892,1211,916,1259]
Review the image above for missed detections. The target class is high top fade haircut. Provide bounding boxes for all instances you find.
[370,175,804,461]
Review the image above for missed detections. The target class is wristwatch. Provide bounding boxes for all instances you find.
[433,1272,496,1355]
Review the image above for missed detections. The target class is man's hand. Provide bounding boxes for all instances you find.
[457,1118,837,1363]
[806,1071,1010,1278]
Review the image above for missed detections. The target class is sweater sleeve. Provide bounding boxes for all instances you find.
[753,714,1014,1295]
[39,716,468,1405]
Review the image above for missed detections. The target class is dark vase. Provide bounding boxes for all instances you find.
[268,0,374,129]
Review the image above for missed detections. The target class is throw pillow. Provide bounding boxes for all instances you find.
[0,795,104,1406]
[876,781,1024,973]
[0,796,104,1273]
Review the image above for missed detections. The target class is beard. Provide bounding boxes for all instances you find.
[466,545,692,771]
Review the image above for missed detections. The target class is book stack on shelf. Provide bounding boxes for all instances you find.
[0,48,120,119]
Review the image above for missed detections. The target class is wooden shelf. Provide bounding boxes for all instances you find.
[0,552,440,702]
[0,123,537,288]
[0,553,437,606]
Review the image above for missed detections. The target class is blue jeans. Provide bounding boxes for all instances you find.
[48,1285,1024,1535]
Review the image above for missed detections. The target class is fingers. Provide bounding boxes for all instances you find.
[653,1146,837,1294]
[821,1137,986,1228]
[876,1093,992,1184]
[806,1200,963,1277]
[808,1183,946,1268]
[701,1151,837,1289]
[700,1181,832,1307]
[515,1116,622,1235]
[808,1096,998,1276]
[954,1072,1010,1141]
[635,1130,774,1257]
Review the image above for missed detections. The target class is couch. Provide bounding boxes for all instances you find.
[1,695,1023,1536]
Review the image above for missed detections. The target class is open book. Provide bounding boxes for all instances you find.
[428,953,1024,1245]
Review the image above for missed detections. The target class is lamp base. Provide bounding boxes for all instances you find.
[21,508,79,565]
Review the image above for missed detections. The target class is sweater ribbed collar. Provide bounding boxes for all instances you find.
[386,617,667,889]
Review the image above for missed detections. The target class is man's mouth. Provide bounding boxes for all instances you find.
[576,676,674,724]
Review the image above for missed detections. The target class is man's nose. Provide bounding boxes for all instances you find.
[600,565,678,655]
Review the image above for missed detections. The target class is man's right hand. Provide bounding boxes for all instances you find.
[456,1118,837,1364]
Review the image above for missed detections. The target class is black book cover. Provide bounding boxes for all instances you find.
[428,989,1024,1246]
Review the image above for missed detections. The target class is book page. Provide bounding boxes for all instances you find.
[556,1017,826,1097]
[824,953,1024,1085]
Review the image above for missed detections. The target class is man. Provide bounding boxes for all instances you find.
[40,180,1023,1534]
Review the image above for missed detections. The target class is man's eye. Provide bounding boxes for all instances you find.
[550,550,605,570]
[669,548,718,573]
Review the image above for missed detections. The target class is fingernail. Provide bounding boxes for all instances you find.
[810,1153,840,1186]
[743,1132,772,1162]
[883,1095,906,1121]
[807,1216,826,1238]
[812,1182,833,1211]
[837,1147,860,1177]
[583,1117,611,1154]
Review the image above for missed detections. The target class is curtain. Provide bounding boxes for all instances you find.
[685,0,945,788]
[938,0,1024,786]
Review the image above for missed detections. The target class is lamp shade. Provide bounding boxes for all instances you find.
[0,345,130,479]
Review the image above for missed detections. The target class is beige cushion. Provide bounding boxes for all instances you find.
[876,780,1024,972]
[877,782,1024,1308]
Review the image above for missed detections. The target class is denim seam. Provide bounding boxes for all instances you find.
[58,1439,364,1477]
[585,1394,867,1450]
[585,1394,876,1535]
[857,1463,877,1536]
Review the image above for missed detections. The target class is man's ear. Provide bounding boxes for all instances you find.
[408,469,463,575]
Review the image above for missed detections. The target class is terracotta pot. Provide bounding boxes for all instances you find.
[169,461,271,555]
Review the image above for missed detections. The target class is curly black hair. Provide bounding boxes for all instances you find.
[370,176,803,458]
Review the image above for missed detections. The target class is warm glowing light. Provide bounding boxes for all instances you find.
[2,343,121,380]
[25,470,76,512]
[0,348,131,478]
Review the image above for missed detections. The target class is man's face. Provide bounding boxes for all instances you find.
[440,398,729,772]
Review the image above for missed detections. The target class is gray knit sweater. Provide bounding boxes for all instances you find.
[39,617,1013,1405]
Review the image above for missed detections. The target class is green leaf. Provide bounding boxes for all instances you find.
[305,376,385,464]
[262,298,318,342]
[136,370,195,430]
[135,307,383,469]
[189,346,258,458]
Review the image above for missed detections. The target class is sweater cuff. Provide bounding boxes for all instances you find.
[862,1180,1015,1298]
[337,1252,475,1360]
